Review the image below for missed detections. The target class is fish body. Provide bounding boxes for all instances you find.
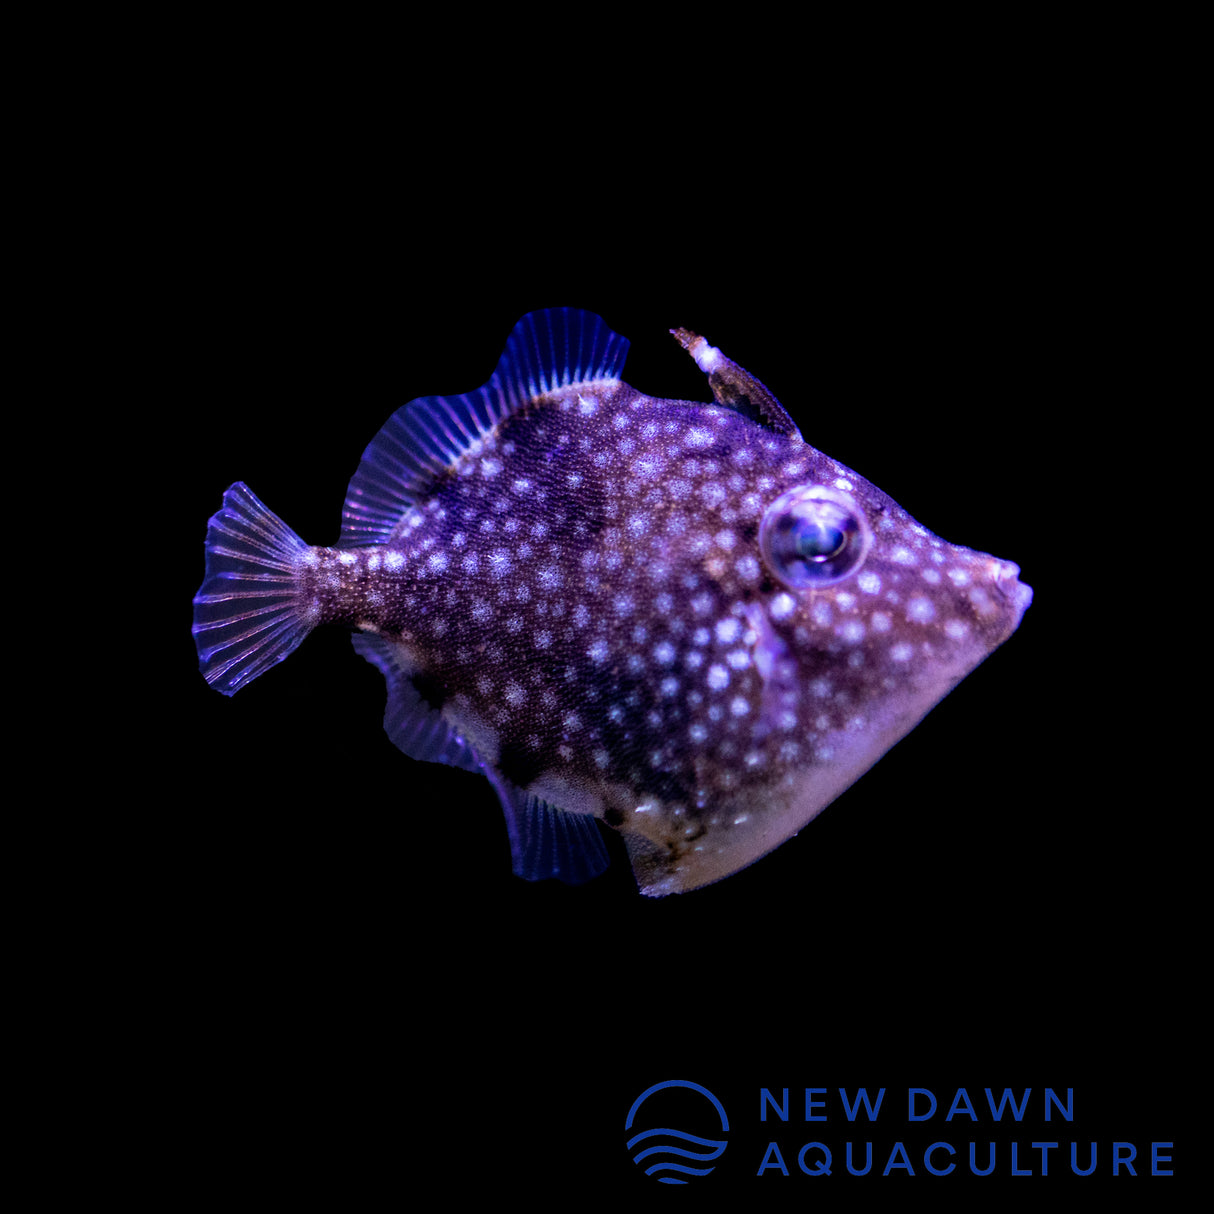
[193,309,1032,895]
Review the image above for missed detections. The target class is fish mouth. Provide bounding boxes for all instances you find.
[994,560,1034,620]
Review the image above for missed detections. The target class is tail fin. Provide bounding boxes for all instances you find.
[192,482,313,695]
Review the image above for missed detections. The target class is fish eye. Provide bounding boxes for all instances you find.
[760,485,871,589]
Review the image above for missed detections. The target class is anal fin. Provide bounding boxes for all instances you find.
[351,633,483,773]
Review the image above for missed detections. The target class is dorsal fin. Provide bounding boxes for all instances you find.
[670,327,801,438]
[340,309,630,547]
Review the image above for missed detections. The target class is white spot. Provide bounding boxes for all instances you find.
[892,546,917,566]
[480,456,502,477]
[700,482,726,508]
[488,550,511,577]
[770,592,796,621]
[839,620,866,643]
[944,619,970,640]
[653,641,676,665]
[578,395,597,416]
[573,604,590,627]
[563,711,582,731]
[687,425,715,447]
[338,551,357,567]
[811,601,832,627]
[735,554,760,582]
[534,630,553,648]
[660,676,679,696]
[707,664,730,690]
[969,587,995,616]
[921,568,941,585]
[427,551,449,573]
[461,552,480,574]
[907,597,936,623]
[385,552,405,572]
[504,682,526,706]
[689,723,708,743]
[871,612,891,632]
[537,565,561,589]
[685,650,704,669]
[891,642,914,662]
[715,617,741,644]
[730,696,750,717]
[726,649,751,670]
[948,568,971,587]
[587,640,609,663]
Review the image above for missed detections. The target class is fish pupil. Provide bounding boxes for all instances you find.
[794,520,846,561]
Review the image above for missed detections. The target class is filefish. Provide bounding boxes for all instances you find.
[192,309,1032,896]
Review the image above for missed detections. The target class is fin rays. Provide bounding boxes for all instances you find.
[512,794,610,885]
[350,633,483,773]
[192,483,313,695]
[340,309,630,547]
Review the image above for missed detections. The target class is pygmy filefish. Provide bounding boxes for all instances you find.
[193,309,1032,895]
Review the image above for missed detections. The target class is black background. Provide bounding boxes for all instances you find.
[127,51,1194,1202]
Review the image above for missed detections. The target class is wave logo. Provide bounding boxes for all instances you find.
[624,1080,730,1184]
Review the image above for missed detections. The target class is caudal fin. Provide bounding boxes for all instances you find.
[192,482,313,695]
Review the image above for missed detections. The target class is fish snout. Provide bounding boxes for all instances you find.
[994,560,1033,619]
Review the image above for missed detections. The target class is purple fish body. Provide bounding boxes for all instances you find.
[193,309,1032,895]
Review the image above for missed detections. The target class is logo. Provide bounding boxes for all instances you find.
[624,1080,730,1184]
